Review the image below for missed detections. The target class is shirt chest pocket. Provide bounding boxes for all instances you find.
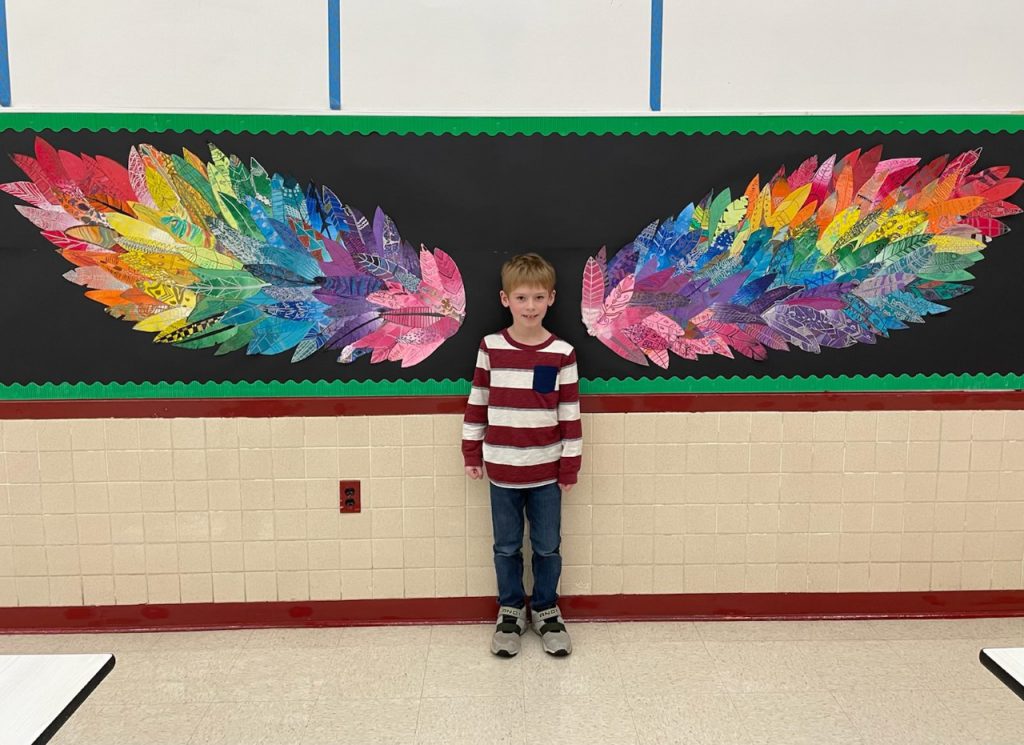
[532,365,558,394]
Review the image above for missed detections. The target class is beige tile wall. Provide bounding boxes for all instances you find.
[0,410,1022,607]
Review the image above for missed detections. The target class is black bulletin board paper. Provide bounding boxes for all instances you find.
[0,124,1022,390]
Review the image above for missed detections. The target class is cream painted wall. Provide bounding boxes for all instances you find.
[1,411,1021,607]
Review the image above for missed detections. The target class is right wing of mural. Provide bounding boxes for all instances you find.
[2,137,465,367]
[582,146,1020,367]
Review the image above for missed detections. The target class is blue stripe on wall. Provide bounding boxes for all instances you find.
[649,0,663,112]
[0,0,11,107]
[328,0,341,110]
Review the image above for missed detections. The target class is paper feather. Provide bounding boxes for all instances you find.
[582,146,1019,367]
[4,138,466,367]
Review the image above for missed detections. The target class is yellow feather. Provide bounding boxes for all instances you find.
[819,206,860,254]
[132,304,192,332]
[108,213,241,270]
[750,187,771,231]
[692,204,707,232]
[153,317,194,342]
[765,184,812,229]
[107,213,178,246]
[138,282,196,309]
[930,235,987,254]
[714,196,749,237]
[144,165,186,219]
[118,236,241,271]
[207,145,237,198]
[119,250,195,284]
[863,211,928,243]
[728,227,750,257]
[127,203,170,230]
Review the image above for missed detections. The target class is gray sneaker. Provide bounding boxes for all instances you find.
[531,606,572,656]
[490,605,527,657]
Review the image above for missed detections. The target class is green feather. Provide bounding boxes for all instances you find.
[706,189,731,242]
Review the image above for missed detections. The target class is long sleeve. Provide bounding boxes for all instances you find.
[461,340,491,467]
[556,348,583,485]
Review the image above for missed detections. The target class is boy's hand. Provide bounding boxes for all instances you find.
[559,483,574,492]
[465,466,483,480]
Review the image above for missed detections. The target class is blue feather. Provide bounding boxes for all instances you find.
[247,316,315,355]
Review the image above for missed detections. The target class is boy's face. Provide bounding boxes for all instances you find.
[500,284,555,330]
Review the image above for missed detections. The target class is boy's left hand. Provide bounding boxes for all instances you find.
[559,483,574,492]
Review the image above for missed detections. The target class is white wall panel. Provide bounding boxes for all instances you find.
[661,0,1024,113]
[2,0,1022,114]
[5,0,328,111]
[340,0,650,113]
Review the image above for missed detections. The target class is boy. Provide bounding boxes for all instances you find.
[462,253,582,658]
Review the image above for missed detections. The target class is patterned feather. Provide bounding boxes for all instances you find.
[4,137,466,367]
[582,147,1019,368]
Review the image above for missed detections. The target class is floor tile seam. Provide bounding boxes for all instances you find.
[413,696,527,740]
[181,701,215,745]
[718,690,784,745]
[197,694,324,704]
[704,652,830,689]
[288,700,319,745]
[610,700,643,745]
[416,633,431,704]
[412,693,425,743]
[828,688,962,742]
[821,689,869,743]
[726,689,869,745]
[417,693,528,701]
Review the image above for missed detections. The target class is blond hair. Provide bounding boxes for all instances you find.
[500,253,556,294]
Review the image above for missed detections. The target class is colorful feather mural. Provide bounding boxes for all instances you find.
[581,147,1020,367]
[2,138,466,367]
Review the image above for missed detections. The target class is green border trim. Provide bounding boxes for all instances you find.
[0,373,1021,401]
[0,112,1022,136]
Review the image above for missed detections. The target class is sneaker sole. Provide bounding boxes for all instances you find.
[493,649,518,658]
[532,627,572,657]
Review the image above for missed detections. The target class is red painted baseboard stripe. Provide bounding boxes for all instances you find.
[2,590,1023,634]
[2,390,1024,420]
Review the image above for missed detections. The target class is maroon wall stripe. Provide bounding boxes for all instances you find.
[2,590,1023,634]
[2,390,1024,420]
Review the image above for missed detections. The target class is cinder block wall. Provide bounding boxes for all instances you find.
[2,410,1021,607]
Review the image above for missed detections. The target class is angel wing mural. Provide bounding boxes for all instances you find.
[582,147,1020,367]
[2,138,465,367]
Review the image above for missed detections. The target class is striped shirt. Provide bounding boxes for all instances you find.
[462,330,583,488]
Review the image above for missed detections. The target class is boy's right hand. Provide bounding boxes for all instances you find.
[465,466,483,480]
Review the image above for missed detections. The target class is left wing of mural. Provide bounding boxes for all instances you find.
[1,137,466,367]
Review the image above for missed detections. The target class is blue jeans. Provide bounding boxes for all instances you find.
[489,481,562,611]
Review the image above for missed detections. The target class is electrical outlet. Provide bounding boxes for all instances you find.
[339,480,361,513]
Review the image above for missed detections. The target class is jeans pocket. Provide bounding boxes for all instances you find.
[532,365,558,394]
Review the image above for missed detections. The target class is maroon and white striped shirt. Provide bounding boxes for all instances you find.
[462,330,583,488]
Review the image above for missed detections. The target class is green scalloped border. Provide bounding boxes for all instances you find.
[0,112,1022,136]
[1,113,1021,400]
[0,373,1021,401]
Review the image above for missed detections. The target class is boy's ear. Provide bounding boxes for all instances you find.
[499,290,510,308]
[549,289,556,305]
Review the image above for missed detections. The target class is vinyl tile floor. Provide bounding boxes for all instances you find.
[4,617,1024,745]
